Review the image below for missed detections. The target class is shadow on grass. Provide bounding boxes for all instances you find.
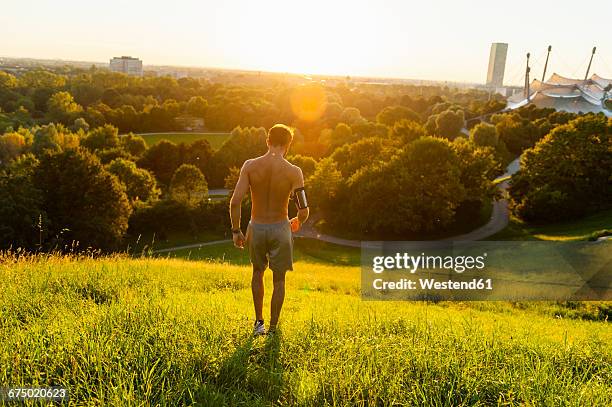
[194,330,285,406]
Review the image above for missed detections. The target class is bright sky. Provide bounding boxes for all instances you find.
[1,0,610,84]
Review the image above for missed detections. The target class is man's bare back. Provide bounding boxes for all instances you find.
[247,153,300,224]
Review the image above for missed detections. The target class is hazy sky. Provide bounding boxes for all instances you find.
[1,0,610,84]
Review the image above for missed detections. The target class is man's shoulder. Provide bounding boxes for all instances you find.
[242,158,258,170]
[284,160,303,175]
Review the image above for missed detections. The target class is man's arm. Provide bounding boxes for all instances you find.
[229,162,250,247]
[293,167,309,225]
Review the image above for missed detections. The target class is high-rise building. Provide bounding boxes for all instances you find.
[109,56,143,76]
[486,43,508,87]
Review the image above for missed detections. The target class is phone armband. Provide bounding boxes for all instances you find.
[293,187,308,209]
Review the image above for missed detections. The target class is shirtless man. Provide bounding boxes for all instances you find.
[229,124,309,335]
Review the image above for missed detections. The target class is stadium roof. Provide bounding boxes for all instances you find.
[508,73,611,116]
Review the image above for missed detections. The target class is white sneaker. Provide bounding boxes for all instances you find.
[253,320,265,336]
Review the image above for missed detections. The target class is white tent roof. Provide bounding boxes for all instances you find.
[507,73,611,116]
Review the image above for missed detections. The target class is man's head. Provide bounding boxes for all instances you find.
[267,124,293,155]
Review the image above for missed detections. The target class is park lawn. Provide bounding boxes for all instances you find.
[138,132,231,150]
[125,230,229,254]
[490,208,612,241]
[1,251,610,405]
[156,238,361,267]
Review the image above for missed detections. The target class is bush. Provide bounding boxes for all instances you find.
[34,148,131,250]
[509,115,612,222]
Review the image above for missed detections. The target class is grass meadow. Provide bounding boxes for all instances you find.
[138,133,231,150]
[1,240,611,406]
[490,209,612,241]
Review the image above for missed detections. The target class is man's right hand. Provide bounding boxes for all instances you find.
[290,217,300,232]
[232,231,246,249]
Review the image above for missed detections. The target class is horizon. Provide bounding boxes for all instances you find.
[1,0,611,85]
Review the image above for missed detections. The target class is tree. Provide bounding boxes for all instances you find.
[287,154,317,179]
[494,113,541,155]
[470,123,498,147]
[0,132,26,166]
[95,147,132,164]
[330,137,385,177]
[320,122,355,152]
[346,137,466,235]
[19,70,66,89]
[170,164,208,207]
[340,107,365,126]
[34,148,132,250]
[186,96,208,117]
[376,105,421,126]
[120,133,147,157]
[452,138,498,202]
[31,124,79,156]
[183,139,214,180]
[138,140,182,187]
[224,166,240,192]
[0,155,47,249]
[47,91,83,124]
[71,117,90,133]
[390,119,426,145]
[211,127,267,187]
[0,71,18,89]
[107,158,160,204]
[434,109,464,140]
[509,115,612,222]
[81,124,120,152]
[307,157,343,216]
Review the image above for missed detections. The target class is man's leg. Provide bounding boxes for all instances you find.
[252,267,265,321]
[270,270,286,329]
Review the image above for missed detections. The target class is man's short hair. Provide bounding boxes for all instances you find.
[267,124,294,147]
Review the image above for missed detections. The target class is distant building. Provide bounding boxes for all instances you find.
[486,43,508,88]
[109,56,143,76]
[507,73,611,116]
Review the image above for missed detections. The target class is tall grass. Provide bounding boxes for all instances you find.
[0,252,610,405]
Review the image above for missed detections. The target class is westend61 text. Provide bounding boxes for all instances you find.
[373,278,493,291]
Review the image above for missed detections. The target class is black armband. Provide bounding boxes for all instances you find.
[293,187,308,209]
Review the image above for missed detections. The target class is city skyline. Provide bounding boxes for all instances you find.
[1,0,611,84]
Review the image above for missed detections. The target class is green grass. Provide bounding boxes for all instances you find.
[139,132,231,150]
[1,250,610,405]
[126,230,228,254]
[491,209,612,241]
[159,238,360,267]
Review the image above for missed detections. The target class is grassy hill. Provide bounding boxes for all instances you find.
[138,132,231,150]
[1,247,610,405]
[490,209,612,241]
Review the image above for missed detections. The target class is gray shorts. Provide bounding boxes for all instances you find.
[246,220,293,272]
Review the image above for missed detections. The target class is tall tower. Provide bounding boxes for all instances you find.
[486,43,508,87]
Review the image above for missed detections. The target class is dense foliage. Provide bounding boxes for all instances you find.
[509,115,612,222]
[2,65,603,249]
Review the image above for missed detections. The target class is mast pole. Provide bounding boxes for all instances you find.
[542,45,552,82]
[584,46,596,80]
[524,53,531,101]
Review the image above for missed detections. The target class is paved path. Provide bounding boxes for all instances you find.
[209,189,230,196]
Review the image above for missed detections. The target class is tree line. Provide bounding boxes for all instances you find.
[1,65,607,250]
